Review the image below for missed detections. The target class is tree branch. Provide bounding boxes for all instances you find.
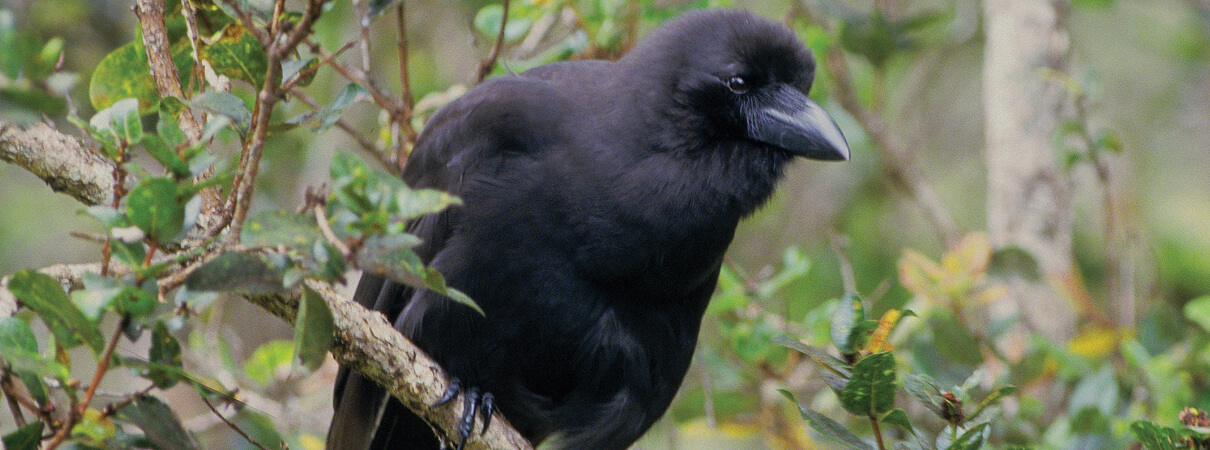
[0,121,114,206]
[133,0,203,140]
[248,281,532,449]
[0,120,532,448]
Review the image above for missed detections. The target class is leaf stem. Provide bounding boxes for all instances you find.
[869,415,886,450]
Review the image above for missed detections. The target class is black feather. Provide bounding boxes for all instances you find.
[328,9,847,449]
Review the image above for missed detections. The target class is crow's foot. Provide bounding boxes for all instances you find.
[433,378,497,450]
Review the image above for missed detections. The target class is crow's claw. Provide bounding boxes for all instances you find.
[480,392,495,433]
[433,377,461,408]
[432,378,495,450]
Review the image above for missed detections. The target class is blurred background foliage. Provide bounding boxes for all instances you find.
[2,0,1210,448]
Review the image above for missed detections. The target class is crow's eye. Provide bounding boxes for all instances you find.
[726,76,749,94]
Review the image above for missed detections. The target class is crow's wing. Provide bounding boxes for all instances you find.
[327,75,575,449]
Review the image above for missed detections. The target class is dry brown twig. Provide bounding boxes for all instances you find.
[477,0,512,83]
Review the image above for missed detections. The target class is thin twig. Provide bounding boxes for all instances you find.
[1070,89,1132,328]
[78,318,128,416]
[1,368,30,427]
[477,0,511,82]
[279,39,358,95]
[290,89,386,169]
[395,1,418,156]
[133,0,203,140]
[99,385,156,418]
[830,233,858,293]
[47,318,127,450]
[312,202,352,257]
[869,415,887,450]
[180,0,206,97]
[396,2,414,114]
[306,38,402,121]
[202,396,271,450]
[225,1,270,46]
[227,0,327,239]
[356,0,373,73]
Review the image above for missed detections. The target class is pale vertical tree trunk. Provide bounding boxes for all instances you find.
[983,0,1077,341]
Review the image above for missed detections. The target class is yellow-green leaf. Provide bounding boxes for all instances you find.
[200,23,268,88]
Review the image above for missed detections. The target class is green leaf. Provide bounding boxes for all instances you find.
[396,187,463,222]
[117,395,201,450]
[110,234,148,270]
[880,409,914,434]
[230,409,283,450]
[969,386,1016,422]
[192,90,251,129]
[358,238,482,315]
[281,56,317,86]
[946,423,988,450]
[775,335,851,379]
[840,352,896,417]
[706,265,751,314]
[115,279,158,318]
[902,373,946,418]
[308,240,348,282]
[755,247,811,299]
[0,317,49,402]
[90,97,144,147]
[148,322,183,388]
[89,41,159,111]
[199,23,268,87]
[779,389,874,450]
[80,205,130,229]
[243,209,322,251]
[200,114,233,143]
[882,408,932,450]
[289,83,367,132]
[1094,129,1123,153]
[185,252,290,294]
[2,421,44,450]
[1130,421,1180,450]
[0,11,22,80]
[726,316,782,364]
[244,340,294,387]
[8,270,105,353]
[127,177,187,243]
[0,339,70,383]
[143,133,191,177]
[73,408,117,443]
[157,97,189,147]
[73,272,124,320]
[831,292,866,356]
[1183,296,1210,333]
[294,287,334,371]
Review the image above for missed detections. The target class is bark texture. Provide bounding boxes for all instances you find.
[983,0,1077,340]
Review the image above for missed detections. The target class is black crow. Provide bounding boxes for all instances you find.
[328,8,849,449]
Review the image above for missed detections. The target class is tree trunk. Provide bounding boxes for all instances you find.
[983,0,1077,341]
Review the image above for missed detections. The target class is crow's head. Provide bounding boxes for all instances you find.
[624,9,850,161]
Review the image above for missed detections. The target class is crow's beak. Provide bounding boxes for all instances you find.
[746,85,850,161]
